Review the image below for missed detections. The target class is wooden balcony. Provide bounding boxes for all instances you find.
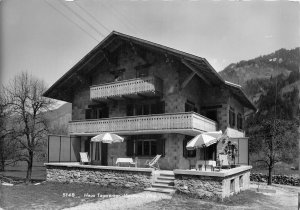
[90,76,163,101]
[69,112,217,136]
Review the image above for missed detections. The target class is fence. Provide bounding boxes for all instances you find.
[47,135,81,162]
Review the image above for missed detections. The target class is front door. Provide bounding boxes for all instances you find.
[101,142,108,166]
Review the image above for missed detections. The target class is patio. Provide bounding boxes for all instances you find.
[44,161,251,199]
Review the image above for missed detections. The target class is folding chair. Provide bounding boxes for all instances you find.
[145,154,161,170]
[80,152,91,165]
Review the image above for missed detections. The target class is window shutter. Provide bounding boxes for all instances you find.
[126,139,134,156]
[85,109,92,119]
[159,101,165,114]
[126,104,134,116]
[183,138,187,158]
[157,139,165,157]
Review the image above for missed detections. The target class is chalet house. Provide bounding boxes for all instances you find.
[43,31,256,170]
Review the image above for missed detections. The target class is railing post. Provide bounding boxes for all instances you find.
[59,136,61,162]
[69,136,72,162]
[47,135,50,163]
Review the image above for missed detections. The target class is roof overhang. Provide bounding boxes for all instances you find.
[43,31,255,111]
[225,81,256,111]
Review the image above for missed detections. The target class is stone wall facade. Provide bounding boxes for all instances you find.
[174,168,251,199]
[70,44,249,170]
[46,165,153,189]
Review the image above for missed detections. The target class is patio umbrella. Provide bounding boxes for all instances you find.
[186,131,223,150]
[91,133,124,144]
[186,131,223,170]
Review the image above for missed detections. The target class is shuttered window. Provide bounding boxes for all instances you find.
[237,113,243,130]
[183,136,196,158]
[229,107,236,128]
[126,101,165,116]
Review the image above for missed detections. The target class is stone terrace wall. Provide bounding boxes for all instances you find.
[174,174,223,199]
[174,167,251,200]
[46,165,153,189]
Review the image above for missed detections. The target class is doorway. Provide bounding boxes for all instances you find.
[101,143,108,166]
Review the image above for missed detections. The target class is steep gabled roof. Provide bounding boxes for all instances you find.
[43,31,256,111]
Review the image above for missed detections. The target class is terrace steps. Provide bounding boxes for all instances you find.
[144,171,176,194]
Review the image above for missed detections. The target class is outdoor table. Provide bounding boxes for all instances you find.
[116,158,136,167]
[196,160,216,171]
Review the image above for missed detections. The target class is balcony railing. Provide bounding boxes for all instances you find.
[90,76,163,101]
[226,127,245,138]
[69,112,217,136]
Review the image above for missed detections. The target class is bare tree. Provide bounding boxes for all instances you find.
[249,119,299,185]
[6,72,54,181]
[0,87,19,171]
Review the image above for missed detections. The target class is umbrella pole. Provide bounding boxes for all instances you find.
[204,146,206,171]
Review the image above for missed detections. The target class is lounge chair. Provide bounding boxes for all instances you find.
[219,154,231,169]
[145,154,161,170]
[80,152,91,165]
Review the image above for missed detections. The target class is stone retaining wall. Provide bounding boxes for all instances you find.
[45,164,153,189]
[250,173,300,186]
[174,166,252,200]
[174,174,223,199]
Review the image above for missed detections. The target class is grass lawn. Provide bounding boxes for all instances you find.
[0,182,142,209]
[0,162,46,181]
[128,190,271,210]
[251,161,299,177]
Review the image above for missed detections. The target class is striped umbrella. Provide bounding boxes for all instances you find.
[91,133,124,144]
[186,131,223,150]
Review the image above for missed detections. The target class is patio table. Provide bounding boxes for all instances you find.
[116,158,137,167]
[196,160,216,171]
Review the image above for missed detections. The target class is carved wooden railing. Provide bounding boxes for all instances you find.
[226,127,245,138]
[69,112,217,135]
[90,76,163,100]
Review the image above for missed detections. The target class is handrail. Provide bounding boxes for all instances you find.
[69,112,218,134]
[90,75,163,100]
[90,76,160,88]
[70,111,216,124]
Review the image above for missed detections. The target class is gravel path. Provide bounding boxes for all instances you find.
[64,191,171,210]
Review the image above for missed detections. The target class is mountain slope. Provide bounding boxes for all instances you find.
[220,47,300,87]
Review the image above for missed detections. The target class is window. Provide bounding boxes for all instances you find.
[126,101,165,116]
[126,135,165,157]
[185,100,198,113]
[136,140,156,156]
[237,113,243,130]
[135,64,150,78]
[229,107,236,128]
[230,179,235,193]
[86,105,109,119]
[206,109,218,122]
[239,175,243,188]
[183,136,196,158]
[113,68,125,81]
[85,109,92,119]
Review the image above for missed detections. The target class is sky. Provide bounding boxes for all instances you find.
[1,0,299,89]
